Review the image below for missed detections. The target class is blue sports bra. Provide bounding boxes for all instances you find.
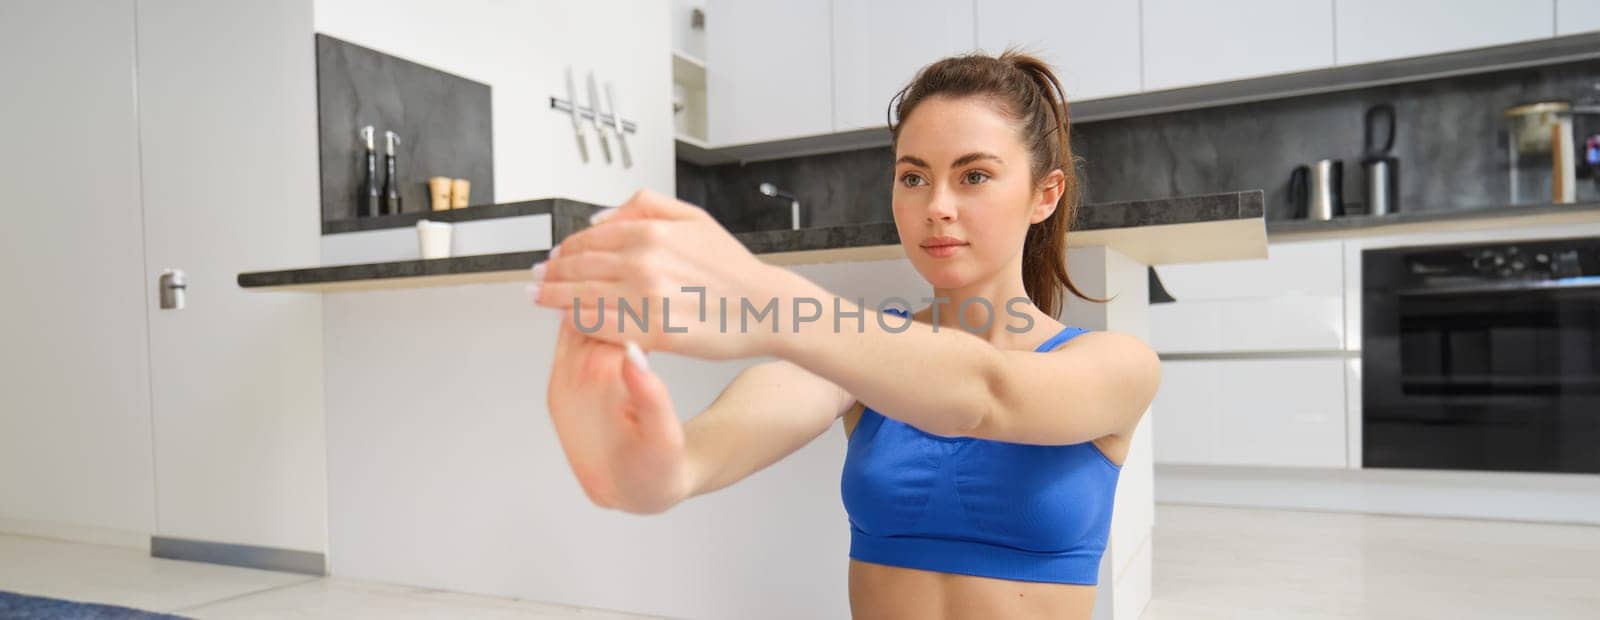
[840,308,1122,585]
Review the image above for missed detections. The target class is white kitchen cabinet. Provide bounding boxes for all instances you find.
[975,0,1141,101]
[1558,0,1600,35]
[1150,297,1345,353]
[1154,239,1344,300]
[1141,0,1333,92]
[1151,360,1221,465]
[705,0,833,145]
[1153,359,1347,468]
[1149,239,1346,353]
[1335,0,1555,65]
[831,0,976,132]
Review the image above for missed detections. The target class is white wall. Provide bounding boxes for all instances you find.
[313,0,676,209]
[323,259,928,619]
[0,0,156,547]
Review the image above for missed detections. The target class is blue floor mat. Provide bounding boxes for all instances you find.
[0,590,191,619]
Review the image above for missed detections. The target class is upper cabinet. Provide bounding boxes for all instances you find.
[975,0,1141,101]
[692,0,1581,151]
[1557,0,1600,35]
[705,0,833,146]
[1335,0,1555,65]
[831,0,975,132]
[1141,0,1333,92]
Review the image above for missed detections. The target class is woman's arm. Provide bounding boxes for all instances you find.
[534,190,1159,449]
[679,359,857,501]
[755,271,1158,444]
[770,272,1161,446]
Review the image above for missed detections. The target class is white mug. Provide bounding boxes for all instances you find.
[416,219,454,259]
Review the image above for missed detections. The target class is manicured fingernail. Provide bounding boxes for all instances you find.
[549,244,561,259]
[624,341,649,370]
[589,207,618,226]
[530,261,546,281]
[525,283,540,304]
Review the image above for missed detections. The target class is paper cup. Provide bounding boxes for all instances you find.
[451,179,471,209]
[429,177,453,211]
[417,219,454,259]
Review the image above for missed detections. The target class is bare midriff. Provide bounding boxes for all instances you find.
[847,558,1097,619]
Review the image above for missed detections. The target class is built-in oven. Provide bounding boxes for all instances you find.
[1363,236,1600,474]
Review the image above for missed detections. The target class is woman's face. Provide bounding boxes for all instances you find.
[891,95,1062,290]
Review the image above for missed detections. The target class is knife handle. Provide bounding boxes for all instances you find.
[586,71,613,164]
[606,82,633,168]
[564,67,589,163]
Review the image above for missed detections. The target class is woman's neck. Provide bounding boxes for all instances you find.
[923,263,1052,344]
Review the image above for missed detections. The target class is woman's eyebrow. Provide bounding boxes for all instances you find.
[952,152,1003,167]
[895,152,1004,168]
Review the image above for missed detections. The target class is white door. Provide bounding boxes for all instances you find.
[0,0,157,540]
[832,0,977,132]
[136,0,328,553]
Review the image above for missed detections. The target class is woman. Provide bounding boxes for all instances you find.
[527,50,1161,619]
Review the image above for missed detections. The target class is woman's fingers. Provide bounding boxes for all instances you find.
[532,279,630,311]
[618,342,673,433]
[548,312,582,407]
[550,219,663,259]
[535,249,628,284]
[552,190,711,258]
[593,189,707,226]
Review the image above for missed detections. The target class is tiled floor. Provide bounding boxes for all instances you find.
[1143,504,1600,619]
[0,533,663,619]
[3,504,1598,618]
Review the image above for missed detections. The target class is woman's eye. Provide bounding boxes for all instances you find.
[901,173,925,187]
[964,171,990,184]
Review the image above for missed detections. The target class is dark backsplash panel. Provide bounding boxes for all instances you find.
[677,147,895,233]
[1076,58,1600,220]
[680,58,1600,230]
[316,34,494,227]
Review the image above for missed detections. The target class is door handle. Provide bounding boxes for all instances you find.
[159,268,186,310]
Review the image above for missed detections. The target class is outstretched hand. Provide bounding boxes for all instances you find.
[527,189,816,361]
[544,311,695,514]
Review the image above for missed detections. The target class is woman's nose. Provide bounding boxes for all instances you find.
[925,188,958,222]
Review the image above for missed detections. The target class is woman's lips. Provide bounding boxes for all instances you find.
[920,236,968,258]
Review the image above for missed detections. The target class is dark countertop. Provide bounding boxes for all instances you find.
[1266,200,1600,238]
[322,197,599,235]
[239,190,1264,291]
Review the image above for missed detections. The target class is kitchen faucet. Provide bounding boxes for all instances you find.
[757,182,802,230]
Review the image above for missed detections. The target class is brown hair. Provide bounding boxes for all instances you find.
[888,49,1110,318]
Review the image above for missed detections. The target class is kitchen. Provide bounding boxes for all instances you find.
[3,1,1600,619]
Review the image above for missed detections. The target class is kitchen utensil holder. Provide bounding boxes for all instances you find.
[548,97,638,133]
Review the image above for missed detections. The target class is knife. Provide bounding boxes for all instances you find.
[564,67,588,163]
[605,81,632,169]
[586,71,612,164]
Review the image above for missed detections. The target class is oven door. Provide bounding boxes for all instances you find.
[1364,270,1600,474]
